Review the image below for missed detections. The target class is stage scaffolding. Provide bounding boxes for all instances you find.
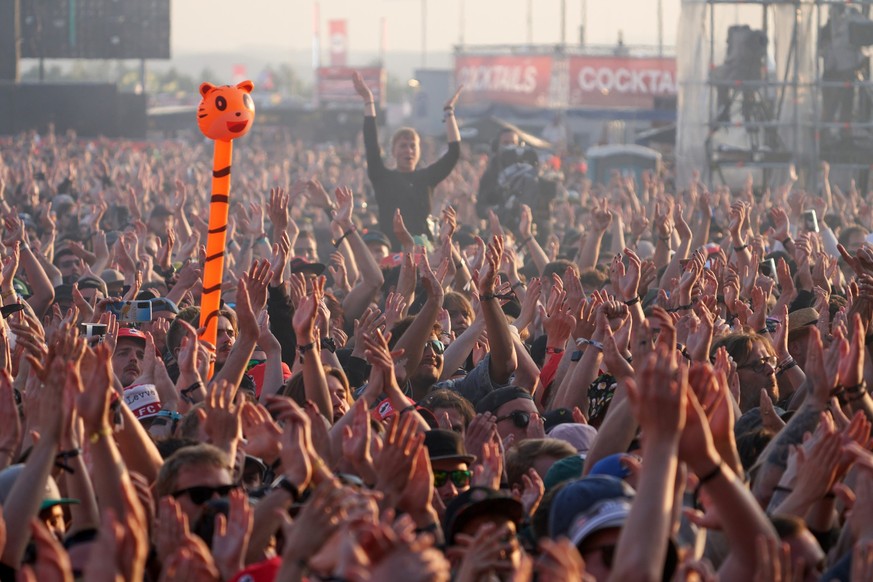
[677,0,873,191]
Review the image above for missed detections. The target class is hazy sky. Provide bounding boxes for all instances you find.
[173,0,682,57]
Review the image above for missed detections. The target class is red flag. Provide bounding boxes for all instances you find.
[328,19,348,67]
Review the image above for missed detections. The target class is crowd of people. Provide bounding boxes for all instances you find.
[2,69,873,582]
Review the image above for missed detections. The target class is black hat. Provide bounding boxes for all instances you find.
[543,407,574,432]
[443,487,524,544]
[289,257,326,276]
[361,230,392,250]
[474,386,534,415]
[424,429,476,464]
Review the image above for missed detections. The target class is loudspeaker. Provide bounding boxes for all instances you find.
[0,0,20,81]
[0,83,146,138]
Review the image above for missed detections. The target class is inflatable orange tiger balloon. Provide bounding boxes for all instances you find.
[196,80,255,375]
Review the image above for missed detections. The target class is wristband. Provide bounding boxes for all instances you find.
[546,346,564,355]
[624,295,641,306]
[575,338,604,351]
[276,477,301,502]
[782,236,793,246]
[668,303,692,313]
[180,381,203,404]
[156,409,183,421]
[297,341,316,364]
[89,426,113,444]
[480,293,497,302]
[320,336,337,353]
[364,100,375,106]
[516,236,532,251]
[733,244,749,252]
[333,226,356,248]
[697,460,724,486]
[56,448,82,459]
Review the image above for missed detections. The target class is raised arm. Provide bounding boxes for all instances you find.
[292,281,332,422]
[518,204,549,275]
[610,349,684,582]
[394,255,444,382]
[477,236,517,385]
[353,72,385,177]
[334,186,385,324]
[578,199,613,272]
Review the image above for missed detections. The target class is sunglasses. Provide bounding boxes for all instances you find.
[172,484,236,505]
[433,469,472,488]
[737,355,777,374]
[425,339,445,355]
[495,410,538,429]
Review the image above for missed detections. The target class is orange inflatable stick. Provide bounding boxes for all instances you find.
[196,80,255,376]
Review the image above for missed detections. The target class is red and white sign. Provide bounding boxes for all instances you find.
[316,66,385,107]
[328,19,348,67]
[231,64,248,85]
[568,56,676,108]
[455,55,553,107]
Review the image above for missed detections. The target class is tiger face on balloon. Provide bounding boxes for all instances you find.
[197,81,255,141]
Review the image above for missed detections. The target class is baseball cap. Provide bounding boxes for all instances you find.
[587,454,633,480]
[474,386,534,415]
[371,397,438,427]
[424,429,476,464]
[0,464,79,512]
[229,556,281,582]
[288,257,326,276]
[124,383,162,420]
[543,408,574,432]
[787,307,818,336]
[548,423,598,456]
[150,204,173,218]
[543,455,584,490]
[150,297,180,315]
[247,361,293,399]
[547,475,634,542]
[117,327,147,344]
[443,487,524,544]
[77,275,107,296]
[362,230,392,250]
[101,269,125,286]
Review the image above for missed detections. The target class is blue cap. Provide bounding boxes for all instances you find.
[547,475,634,541]
[587,453,632,480]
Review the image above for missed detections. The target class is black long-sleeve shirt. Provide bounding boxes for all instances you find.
[363,116,460,248]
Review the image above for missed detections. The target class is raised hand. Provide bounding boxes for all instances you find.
[211,488,253,581]
[267,187,290,233]
[352,70,374,102]
[333,185,355,229]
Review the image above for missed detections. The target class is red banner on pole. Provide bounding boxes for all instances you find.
[568,56,676,108]
[316,66,385,107]
[328,19,348,67]
[454,54,552,107]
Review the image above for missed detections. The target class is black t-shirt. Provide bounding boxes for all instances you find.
[363,116,460,248]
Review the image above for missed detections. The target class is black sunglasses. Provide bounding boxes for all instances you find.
[172,484,236,505]
[495,410,537,429]
[433,469,472,488]
[425,339,445,355]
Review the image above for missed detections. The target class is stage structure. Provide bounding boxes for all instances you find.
[677,0,873,190]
